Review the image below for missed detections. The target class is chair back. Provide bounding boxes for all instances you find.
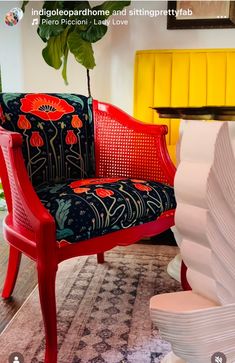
[0,93,95,186]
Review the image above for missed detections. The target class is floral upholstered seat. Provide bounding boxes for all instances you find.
[36,177,176,245]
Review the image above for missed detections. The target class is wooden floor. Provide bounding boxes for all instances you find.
[0,210,176,334]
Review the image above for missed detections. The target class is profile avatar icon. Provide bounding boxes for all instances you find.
[8,352,24,363]
[5,7,23,26]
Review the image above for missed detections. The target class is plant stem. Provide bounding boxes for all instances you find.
[87,69,91,97]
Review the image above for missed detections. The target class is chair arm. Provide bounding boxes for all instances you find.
[93,100,176,186]
[0,127,56,249]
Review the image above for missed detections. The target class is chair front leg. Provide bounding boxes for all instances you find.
[97,252,105,264]
[2,245,22,299]
[37,262,58,363]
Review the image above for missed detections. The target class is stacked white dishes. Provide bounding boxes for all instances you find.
[150,121,235,363]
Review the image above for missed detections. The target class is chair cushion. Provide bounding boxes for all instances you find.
[35,178,176,245]
[0,93,95,186]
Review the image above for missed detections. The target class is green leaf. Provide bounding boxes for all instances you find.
[80,1,131,43]
[80,24,107,43]
[56,199,71,230]
[42,37,63,69]
[59,94,84,108]
[62,47,69,85]
[73,1,91,11]
[37,1,66,42]
[61,1,92,25]
[87,97,93,122]
[21,1,29,12]
[68,31,95,69]
[2,93,20,106]
[37,2,66,42]
[48,184,65,193]
[92,1,131,17]
[38,17,65,42]
[56,228,74,239]
[43,1,64,11]
[42,27,69,70]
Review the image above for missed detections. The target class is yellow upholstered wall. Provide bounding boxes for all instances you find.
[134,49,235,164]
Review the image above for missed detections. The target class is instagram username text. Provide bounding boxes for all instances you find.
[32,8,193,19]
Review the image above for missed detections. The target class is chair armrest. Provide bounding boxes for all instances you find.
[93,100,176,186]
[0,127,56,249]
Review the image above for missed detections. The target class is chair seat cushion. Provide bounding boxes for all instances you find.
[36,178,176,244]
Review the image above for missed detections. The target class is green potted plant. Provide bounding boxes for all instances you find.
[23,1,131,96]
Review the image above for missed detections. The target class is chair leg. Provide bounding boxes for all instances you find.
[2,245,22,299]
[97,252,105,264]
[37,263,58,363]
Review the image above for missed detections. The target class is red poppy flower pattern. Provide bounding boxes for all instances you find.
[131,179,146,183]
[58,239,71,248]
[71,115,83,128]
[17,115,31,129]
[95,188,114,198]
[0,93,95,186]
[20,94,74,121]
[69,178,123,189]
[30,131,44,147]
[0,104,6,123]
[65,130,77,145]
[134,183,152,192]
[73,187,90,194]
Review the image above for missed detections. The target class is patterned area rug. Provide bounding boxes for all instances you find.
[0,244,180,363]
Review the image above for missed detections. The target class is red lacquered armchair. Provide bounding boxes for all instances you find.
[0,93,178,363]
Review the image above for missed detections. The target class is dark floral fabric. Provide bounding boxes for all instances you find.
[35,178,176,245]
[0,93,95,186]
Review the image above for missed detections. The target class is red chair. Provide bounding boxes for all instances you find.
[0,93,178,363]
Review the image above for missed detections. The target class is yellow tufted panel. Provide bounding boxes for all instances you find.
[134,49,235,165]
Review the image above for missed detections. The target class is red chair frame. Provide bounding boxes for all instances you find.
[0,100,183,363]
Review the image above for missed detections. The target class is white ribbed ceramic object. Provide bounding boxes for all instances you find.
[150,121,235,363]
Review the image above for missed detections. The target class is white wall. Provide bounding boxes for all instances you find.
[0,1,24,91]
[1,1,235,114]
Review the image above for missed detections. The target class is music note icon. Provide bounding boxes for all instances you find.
[32,18,38,26]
